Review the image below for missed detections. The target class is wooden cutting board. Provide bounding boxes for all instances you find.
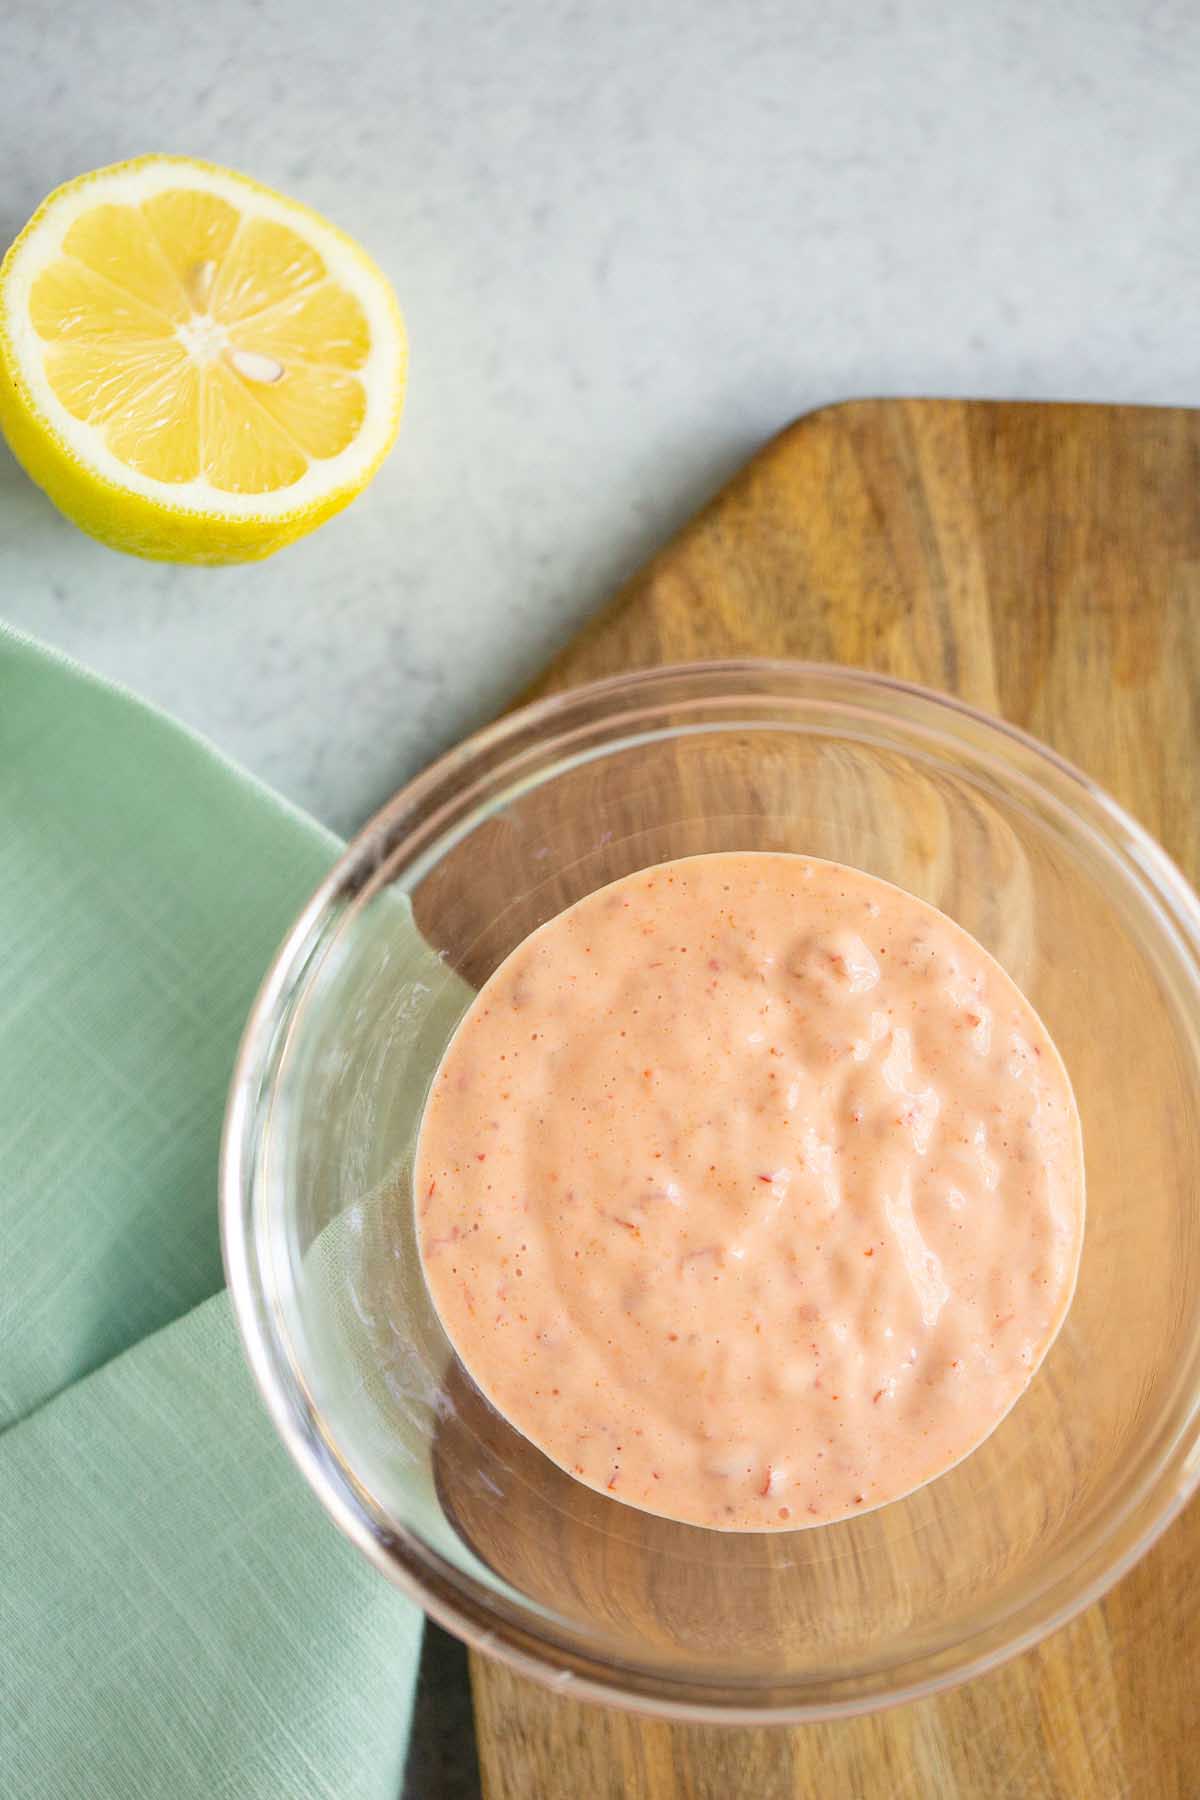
[468,399,1200,1800]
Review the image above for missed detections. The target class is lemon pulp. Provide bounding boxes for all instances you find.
[0,156,406,562]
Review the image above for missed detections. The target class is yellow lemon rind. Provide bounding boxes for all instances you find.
[0,155,407,565]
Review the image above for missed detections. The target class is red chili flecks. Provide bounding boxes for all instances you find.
[475,1153,487,1162]
[864,1247,874,1256]
[680,1245,721,1271]
[759,1466,773,1496]
[607,1469,620,1491]
[873,1389,884,1404]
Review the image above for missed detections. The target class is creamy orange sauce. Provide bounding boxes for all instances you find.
[416,854,1084,1530]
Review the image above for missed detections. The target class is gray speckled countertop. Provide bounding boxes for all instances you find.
[5,0,1200,838]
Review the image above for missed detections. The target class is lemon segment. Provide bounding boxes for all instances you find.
[0,155,407,562]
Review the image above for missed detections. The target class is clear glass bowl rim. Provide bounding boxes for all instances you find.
[221,658,1200,1724]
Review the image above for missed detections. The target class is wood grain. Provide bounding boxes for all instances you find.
[468,400,1200,1799]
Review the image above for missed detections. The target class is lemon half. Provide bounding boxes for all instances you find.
[0,156,407,563]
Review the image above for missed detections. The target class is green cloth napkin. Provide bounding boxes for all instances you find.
[0,626,424,1797]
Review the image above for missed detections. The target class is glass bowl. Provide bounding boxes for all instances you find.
[221,661,1200,1723]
